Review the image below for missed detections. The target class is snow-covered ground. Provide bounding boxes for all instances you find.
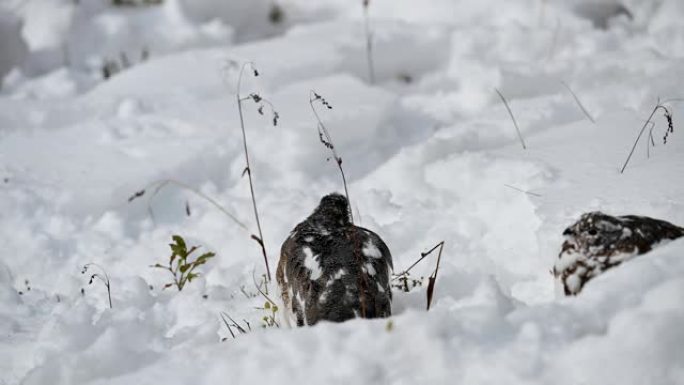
[2,0,684,384]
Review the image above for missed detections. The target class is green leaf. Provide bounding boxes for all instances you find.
[180,264,190,273]
[172,235,186,252]
[195,252,215,264]
[272,305,278,313]
[170,244,184,258]
[264,302,270,309]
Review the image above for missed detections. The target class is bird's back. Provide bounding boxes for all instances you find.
[278,222,393,326]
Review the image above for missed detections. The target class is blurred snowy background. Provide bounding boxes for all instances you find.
[1,0,683,384]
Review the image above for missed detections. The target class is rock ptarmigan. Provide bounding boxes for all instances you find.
[554,212,683,295]
[276,193,393,326]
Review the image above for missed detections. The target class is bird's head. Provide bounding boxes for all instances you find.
[311,193,351,228]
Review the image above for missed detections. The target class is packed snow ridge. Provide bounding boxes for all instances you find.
[1,0,684,384]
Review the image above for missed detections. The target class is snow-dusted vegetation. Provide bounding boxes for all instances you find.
[1,0,683,384]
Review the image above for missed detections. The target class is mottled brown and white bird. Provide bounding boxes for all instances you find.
[276,193,393,326]
[554,212,684,295]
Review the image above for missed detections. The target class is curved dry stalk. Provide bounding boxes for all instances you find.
[82,263,112,309]
[391,241,445,311]
[620,103,672,174]
[495,88,527,150]
[130,179,249,231]
[309,90,354,224]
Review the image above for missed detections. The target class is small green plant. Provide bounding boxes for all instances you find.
[151,235,215,291]
[256,301,280,328]
[385,319,394,332]
[250,271,280,328]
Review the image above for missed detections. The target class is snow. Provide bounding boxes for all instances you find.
[2,0,684,384]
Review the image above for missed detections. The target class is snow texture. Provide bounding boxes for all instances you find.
[1,0,684,384]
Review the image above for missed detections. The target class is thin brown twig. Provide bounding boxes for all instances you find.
[504,184,542,197]
[236,62,272,282]
[309,90,354,224]
[560,81,595,124]
[220,313,236,339]
[426,241,445,311]
[221,312,247,334]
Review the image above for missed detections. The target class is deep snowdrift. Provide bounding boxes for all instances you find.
[1,0,683,384]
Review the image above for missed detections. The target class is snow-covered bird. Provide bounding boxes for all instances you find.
[553,212,684,295]
[276,193,393,326]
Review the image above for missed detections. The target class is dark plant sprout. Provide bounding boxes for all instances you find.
[220,312,236,340]
[82,263,112,309]
[362,0,375,84]
[268,2,284,24]
[424,241,444,311]
[220,312,248,340]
